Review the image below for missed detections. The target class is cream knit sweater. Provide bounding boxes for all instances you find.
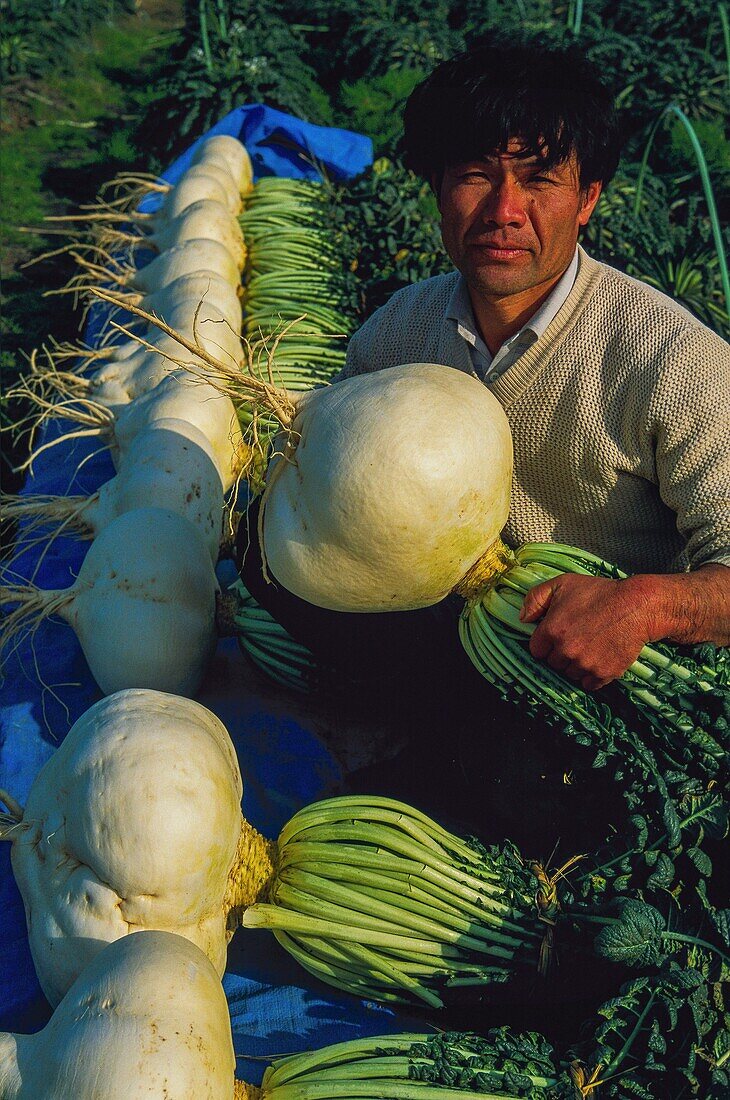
[341,247,730,575]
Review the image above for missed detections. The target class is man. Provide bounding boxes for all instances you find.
[340,42,730,691]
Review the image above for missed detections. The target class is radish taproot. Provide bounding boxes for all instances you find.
[3,420,225,563]
[18,361,244,489]
[70,237,241,299]
[0,931,237,1098]
[1,508,218,696]
[101,199,246,271]
[191,134,253,195]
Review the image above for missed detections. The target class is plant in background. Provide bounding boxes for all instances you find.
[339,0,463,81]
[338,67,427,156]
[331,157,452,318]
[138,0,332,158]
[453,0,557,40]
[0,0,137,83]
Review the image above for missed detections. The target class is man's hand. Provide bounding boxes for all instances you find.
[519,564,730,691]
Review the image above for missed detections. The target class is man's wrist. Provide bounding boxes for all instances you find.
[622,564,730,647]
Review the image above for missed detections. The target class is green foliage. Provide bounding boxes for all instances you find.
[666,117,730,190]
[594,901,668,968]
[581,964,715,1097]
[338,67,426,156]
[0,0,137,82]
[0,1,171,483]
[404,1029,559,1096]
[583,169,729,335]
[138,0,332,158]
[339,0,463,79]
[330,157,452,318]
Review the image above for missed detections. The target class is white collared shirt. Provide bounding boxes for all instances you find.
[446,248,579,382]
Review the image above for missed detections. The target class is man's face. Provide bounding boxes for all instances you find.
[436,138,602,302]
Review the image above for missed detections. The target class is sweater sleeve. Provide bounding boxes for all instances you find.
[339,283,423,381]
[339,272,465,381]
[649,324,730,569]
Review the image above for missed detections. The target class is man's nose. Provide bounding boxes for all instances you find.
[479,179,527,228]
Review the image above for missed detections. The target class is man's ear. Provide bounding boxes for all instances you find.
[578,179,603,226]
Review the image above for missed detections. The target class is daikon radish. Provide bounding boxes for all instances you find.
[173,163,241,212]
[109,269,243,328]
[113,373,243,488]
[0,689,551,1010]
[0,931,237,1098]
[261,363,513,611]
[18,351,243,488]
[191,134,253,194]
[148,170,233,223]
[89,340,212,405]
[4,420,225,563]
[118,199,246,269]
[1,508,218,696]
[1,689,242,1005]
[116,238,241,294]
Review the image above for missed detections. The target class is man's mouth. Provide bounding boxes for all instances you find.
[470,241,529,258]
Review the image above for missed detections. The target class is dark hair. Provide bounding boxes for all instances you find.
[402,42,621,191]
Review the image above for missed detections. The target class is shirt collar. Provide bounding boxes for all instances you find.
[446,247,580,352]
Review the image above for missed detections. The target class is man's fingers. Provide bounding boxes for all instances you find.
[520,578,558,623]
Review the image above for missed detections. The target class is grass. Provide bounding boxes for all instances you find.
[0,3,182,489]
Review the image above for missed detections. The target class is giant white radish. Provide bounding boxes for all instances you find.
[69,237,242,300]
[191,133,254,195]
[41,136,251,242]
[18,348,244,488]
[105,163,242,216]
[40,299,511,609]
[0,925,562,1100]
[0,690,244,1004]
[0,931,237,1098]
[3,419,226,563]
[100,199,246,271]
[1,508,218,696]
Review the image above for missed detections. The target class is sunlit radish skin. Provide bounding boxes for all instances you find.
[0,931,237,1097]
[191,134,253,194]
[89,421,226,559]
[152,297,243,368]
[262,363,513,611]
[113,374,243,489]
[2,422,225,564]
[136,200,246,269]
[89,339,204,405]
[172,164,241,214]
[1,509,219,696]
[3,689,242,1006]
[152,170,233,223]
[128,239,241,295]
[90,310,242,406]
[120,271,244,332]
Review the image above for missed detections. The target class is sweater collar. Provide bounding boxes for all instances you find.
[446,248,579,353]
[487,245,604,407]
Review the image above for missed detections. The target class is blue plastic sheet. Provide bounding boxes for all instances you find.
[1,107,425,1066]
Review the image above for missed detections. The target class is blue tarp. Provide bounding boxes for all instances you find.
[1,106,424,1070]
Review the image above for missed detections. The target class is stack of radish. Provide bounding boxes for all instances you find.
[1,136,255,697]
